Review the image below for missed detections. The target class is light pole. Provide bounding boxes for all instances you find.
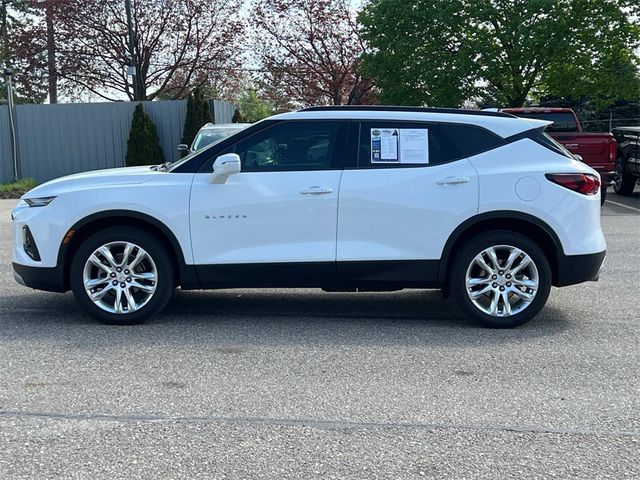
[3,67,20,181]
[124,0,140,101]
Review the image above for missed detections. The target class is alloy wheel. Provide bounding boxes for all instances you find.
[82,241,158,314]
[465,245,539,317]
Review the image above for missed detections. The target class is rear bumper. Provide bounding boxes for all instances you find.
[12,262,67,293]
[554,250,606,287]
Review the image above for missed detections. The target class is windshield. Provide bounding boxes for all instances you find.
[515,112,579,132]
[192,128,243,151]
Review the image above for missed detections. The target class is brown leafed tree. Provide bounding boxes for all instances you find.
[0,0,48,103]
[52,0,244,101]
[250,0,375,107]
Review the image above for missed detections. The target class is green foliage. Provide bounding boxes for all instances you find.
[181,87,213,146]
[125,103,164,166]
[237,88,272,122]
[232,107,245,123]
[360,0,640,108]
[0,178,38,199]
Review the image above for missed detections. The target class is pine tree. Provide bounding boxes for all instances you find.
[125,103,164,166]
[232,107,245,123]
[181,87,213,147]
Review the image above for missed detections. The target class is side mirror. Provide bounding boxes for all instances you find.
[178,144,190,158]
[210,153,241,184]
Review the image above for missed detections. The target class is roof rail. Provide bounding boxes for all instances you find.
[300,105,516,119]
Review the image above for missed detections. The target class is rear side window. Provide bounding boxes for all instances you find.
[357,122,505,168]
[358,122,461,167]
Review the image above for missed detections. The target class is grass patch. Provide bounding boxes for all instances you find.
[0,178,38,199]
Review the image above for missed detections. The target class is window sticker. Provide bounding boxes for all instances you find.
[399,129,429,164]
[371,128,399,163]
[371,128,429,164]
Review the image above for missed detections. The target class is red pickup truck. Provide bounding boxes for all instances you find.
[501,107,616,204]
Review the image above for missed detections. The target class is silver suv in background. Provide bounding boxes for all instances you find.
[178,123,251,154]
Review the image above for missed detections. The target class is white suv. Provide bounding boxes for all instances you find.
[11,107,606,328]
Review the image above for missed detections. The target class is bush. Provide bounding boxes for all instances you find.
[0,178,39,199]
[232,107,246,123]
[125,103,164,166]
[181,87,213,147]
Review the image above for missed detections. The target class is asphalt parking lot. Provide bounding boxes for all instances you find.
[0,191,638,479]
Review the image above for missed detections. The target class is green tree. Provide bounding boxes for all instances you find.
[359,0,640,107]
[125,103,164,166]
[181,87,213,147]
[237,87,272,122]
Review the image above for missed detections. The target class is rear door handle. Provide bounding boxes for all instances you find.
[301,186,334,195]
[436,176,470,185]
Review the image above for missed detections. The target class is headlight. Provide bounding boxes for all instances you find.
[24,196,56,207]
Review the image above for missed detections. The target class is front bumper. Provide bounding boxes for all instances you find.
[12,262,67,293]
[554,250,606,287]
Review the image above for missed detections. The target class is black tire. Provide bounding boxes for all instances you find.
[600,183,607,206]
[70,227,173,325]
[450,230,552,328]
[613,158,636,196]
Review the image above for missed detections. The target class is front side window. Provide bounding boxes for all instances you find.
[233,121,343,172]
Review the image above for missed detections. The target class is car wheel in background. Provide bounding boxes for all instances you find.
[613,158,636,196]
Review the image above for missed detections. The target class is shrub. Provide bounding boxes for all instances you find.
[0,178,38,199]
[125,103,164,166]
[181,87,213,147]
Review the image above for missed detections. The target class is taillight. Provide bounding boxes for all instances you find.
[608,139,617,162]
[545,173,601,195]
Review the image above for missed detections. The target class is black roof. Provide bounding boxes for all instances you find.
[300,105,517,119]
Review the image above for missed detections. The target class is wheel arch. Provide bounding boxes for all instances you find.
[439,211,564,288]
[58,210,199,291]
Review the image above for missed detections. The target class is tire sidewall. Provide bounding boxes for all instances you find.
[70,227,173,325]
[451,231,552,328]
[613,158,635,196]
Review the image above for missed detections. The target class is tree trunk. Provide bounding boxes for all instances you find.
[45,5,57,103]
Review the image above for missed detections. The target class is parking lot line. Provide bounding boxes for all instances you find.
[605,200,640,213]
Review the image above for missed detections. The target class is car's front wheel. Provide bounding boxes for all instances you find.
[70,227,173,324]
[451,231,551,328]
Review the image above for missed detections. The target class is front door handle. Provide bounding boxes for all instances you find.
[436,176,470,186]
[301,186,334,195]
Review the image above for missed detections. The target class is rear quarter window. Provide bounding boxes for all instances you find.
[441,124,507,158]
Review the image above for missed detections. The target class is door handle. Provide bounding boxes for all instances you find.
[436,176,470,185]
[301,186,334,195]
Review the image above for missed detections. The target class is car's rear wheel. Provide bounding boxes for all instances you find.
[70,227,173,324]
[613,158,636,196]
[451,231,551,328]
